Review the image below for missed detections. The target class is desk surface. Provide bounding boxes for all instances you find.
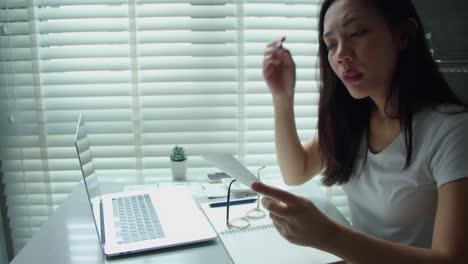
[11,179,349,264]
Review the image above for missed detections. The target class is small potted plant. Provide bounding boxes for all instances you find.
[170,145,187,181]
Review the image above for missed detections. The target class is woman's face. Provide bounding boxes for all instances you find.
[323,0,401,101]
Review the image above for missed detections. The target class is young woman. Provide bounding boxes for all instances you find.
[252,0,468,262]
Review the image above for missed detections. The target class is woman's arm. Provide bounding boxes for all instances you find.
[263,38,322,185]
[273,99,322,186]
[252,178,468,263]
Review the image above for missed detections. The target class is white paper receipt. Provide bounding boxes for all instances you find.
[202,154,259,188]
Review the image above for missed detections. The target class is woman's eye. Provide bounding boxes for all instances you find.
[326,43,337,51]
[350,30,366,38]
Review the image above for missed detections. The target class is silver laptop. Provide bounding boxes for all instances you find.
[74,114,217,257]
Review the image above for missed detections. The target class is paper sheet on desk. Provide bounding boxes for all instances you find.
[201,183,227,198]
[202,154,259,188]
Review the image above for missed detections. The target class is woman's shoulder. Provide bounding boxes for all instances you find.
[415,104,468,139]
[417,104,468,122]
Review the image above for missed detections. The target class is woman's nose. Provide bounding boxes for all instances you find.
[336,42,353,65]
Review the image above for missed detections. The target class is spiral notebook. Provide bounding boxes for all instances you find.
[201,202,342,264]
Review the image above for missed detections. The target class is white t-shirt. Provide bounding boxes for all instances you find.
[341,105,468,248]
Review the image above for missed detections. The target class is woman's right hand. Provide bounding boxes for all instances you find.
[263,37,296,99]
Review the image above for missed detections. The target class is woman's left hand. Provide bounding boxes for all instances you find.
[251,182,337,250]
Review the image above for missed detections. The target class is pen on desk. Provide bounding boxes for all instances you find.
[209,198,257,208]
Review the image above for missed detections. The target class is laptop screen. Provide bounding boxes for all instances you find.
[74,114,105,246]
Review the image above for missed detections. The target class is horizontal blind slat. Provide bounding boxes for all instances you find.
[137,17,236,31]
[0,0,28,9]
[36,0,128,6]
[0,9,28,22]
[39,19,128,33]
[137,4,236,18]
[37,5,129,20]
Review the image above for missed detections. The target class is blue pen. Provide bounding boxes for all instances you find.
[209,198,257,208]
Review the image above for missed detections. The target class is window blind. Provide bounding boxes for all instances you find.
[0,0,349,255]
[1,0,63,255]
[243,1,320,173]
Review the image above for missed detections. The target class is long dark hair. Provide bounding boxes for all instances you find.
[317,0,467,186]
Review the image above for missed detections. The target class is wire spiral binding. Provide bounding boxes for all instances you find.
[220,223,274,236]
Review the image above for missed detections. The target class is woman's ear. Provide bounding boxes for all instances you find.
[399,18,419,51]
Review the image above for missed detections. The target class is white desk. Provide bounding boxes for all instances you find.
[10,179,349,264]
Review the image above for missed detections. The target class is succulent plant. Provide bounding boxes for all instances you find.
[170,145,187,162]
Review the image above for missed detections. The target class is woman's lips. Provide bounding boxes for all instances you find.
[343,69,363,83]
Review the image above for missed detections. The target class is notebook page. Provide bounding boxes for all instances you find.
[201,203,341,264]
[220,225,341,264]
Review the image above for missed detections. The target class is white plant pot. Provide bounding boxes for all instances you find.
[170,159,187,181]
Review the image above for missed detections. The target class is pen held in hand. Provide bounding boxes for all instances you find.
[275,36,286,48]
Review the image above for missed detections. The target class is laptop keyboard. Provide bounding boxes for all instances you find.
[112,194,165,244]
